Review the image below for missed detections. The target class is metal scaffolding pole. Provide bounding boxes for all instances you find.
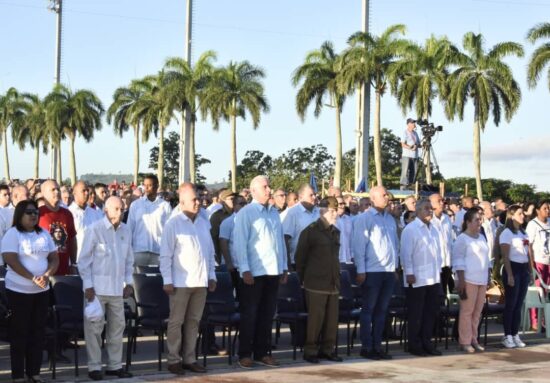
[179,0,192,184]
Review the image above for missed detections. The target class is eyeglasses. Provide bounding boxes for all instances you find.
[24,210,39,216]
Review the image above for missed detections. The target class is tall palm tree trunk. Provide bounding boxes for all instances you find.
[158,124,165,190]
[230,113,237,193]
[373,91,383,186]
[56,145,62,183]
[69,135,77,185]
[133,124,140,185]
[189,119,196,183]
[2,130,10,181]
[334,103,342,188]
[473,113,483,200]
[34,145,40,179]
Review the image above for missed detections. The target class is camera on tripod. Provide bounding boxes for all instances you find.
[416,119,443,139]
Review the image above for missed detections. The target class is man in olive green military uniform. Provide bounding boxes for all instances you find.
[295,197,342,363]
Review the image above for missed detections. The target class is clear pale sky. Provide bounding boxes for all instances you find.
[1,0,549,191]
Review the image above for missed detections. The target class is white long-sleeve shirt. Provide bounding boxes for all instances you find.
[399,217,441,288]
[78,217,134,296]
[68,202,104,261]
[336,214,353,263]
[431,213,454,268]
[127,196,172,254]
[159,212,216,288]
[281,203,319,264]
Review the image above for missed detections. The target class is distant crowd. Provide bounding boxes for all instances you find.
[0,175,548,382]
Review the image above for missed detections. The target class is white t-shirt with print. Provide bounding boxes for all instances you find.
[526,218,550,265]
[500,228,529,264]
[1,227,56,294]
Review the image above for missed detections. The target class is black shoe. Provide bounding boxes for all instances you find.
[409,348,427,357]
[303,355,320,364]
[88,370,103,381]
[424,348,442,356]
[105,369,133,378]
[360,349,380,360]
[375,350,393,360]
[318,353,343,362]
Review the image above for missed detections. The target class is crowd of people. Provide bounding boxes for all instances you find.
[0,175,549,382]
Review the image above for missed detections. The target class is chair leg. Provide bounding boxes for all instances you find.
[347,321,351,356]
[157,330,162,371]
[74,334,79,377]
[125,326,133,372]
[227,327,232,365]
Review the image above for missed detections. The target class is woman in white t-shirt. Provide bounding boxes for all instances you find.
[526,200,550,330]
[1,200,58,383]
[452,208,490,353]
[499,204,532,349]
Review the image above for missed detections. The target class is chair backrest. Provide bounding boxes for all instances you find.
[132,273,169,321]
[134,265,160,274]
[50,275,84,324]
[339,270,355,309]
[206,271,236,315]
[277,272,305,313]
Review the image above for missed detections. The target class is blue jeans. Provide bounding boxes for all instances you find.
[502,261,530,336]
[360,272,396,351]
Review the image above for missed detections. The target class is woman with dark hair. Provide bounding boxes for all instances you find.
[500,204,532,349]
[452,208,490,353]
[526,200,550,330]
[1,200,58,383]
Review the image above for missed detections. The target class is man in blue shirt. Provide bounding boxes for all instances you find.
[233,175,288,369]
[352,186,399,360]
[400,118,421,190]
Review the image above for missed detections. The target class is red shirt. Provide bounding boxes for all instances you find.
[39,205,76,276]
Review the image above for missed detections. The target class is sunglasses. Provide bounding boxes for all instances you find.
[24,210,39,216]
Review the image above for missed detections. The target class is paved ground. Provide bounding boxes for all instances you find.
[2,324,550,382]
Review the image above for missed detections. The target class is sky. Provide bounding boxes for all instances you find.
[1,0,549,191]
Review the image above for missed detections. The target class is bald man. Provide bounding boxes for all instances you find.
[79,196,134,380]
[38,180,77,275]
[160,183,216,375]
[352,186,399,360]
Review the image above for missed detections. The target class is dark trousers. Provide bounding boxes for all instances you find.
[360,272,396,352]
[503,262,530,336]
[406,283,440,352]
[440,267,455,295]
[7,289,49,379]
[304,291,339,357]
[238,275,279,359]
[400,157,418,186]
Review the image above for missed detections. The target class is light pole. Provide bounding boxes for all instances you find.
[179,0,192,184]
[355,0,370,190]
[48,0,63,182]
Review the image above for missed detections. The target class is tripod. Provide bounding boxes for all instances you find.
[414,134,439,185]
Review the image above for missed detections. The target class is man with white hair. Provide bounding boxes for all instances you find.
[282,184,319,269]
[353,186,399,360]
[69,181,103,260]
[79,197,134,380]
[400,199,442,357]
[233,175,288,369]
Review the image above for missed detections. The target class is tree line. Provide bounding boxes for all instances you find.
[1,23,549,198]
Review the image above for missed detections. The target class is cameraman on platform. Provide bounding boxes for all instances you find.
[400,118,421,190]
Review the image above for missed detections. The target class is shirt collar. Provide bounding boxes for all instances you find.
[102,216,114,230]
[251,200,274,212]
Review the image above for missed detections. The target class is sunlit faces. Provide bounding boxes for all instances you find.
[179,185,201,216]
[250,176,271,205]
[105,197,124,226]
[143,177,159,199]
[41,180,60,207]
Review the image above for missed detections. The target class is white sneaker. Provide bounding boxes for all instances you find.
[512,334,526,348]
[502,335,516,348]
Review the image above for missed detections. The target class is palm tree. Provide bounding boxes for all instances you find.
[132,73,174,189]
[44,84,104,185]
[292,41,347,188]
[107,80,148,185]
[394,35,460,183]
[14,94,49,178]
[163,51,217,183]
[527,22,550,92]
[201,61,269,192]
[340,24,411,186]
[0,87,26,181]
[446,32,523,200]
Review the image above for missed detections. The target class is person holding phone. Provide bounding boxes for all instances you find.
[452,208,490,353]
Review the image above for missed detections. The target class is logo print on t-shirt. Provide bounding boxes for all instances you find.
[50,223,68,251]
